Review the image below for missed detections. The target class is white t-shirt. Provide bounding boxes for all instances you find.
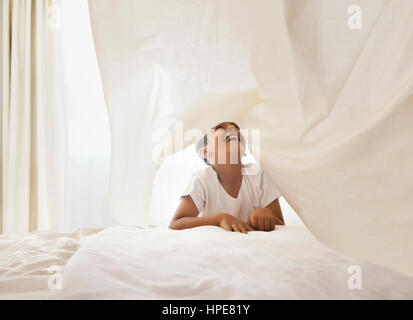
[181,164,282,223]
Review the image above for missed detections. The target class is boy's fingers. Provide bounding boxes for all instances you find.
[239,225,248,234]
[245,224,255,231]
[270,219,276,231]
[264,218,270,231]
[248,216,254,228]
[231,224,241,233]
[258,218,265,231]
[222,223,231,232]
[250,217,258,230]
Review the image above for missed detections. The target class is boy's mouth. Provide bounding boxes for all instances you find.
[225,134,240,142]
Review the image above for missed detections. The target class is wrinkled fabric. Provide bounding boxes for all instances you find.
[51,225,413,299]
[0,228,102,299]
[88,0,413,276]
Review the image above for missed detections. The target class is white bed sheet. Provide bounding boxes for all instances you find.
[45,224,413,300]
[0,228,102,299]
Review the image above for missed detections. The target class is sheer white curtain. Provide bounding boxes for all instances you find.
[61,0,113,231]
[1,0,65,234]
[1,0,112,234]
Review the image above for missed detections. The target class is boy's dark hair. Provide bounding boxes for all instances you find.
[195,134,209,165]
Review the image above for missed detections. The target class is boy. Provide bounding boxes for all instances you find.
[169,121,284,233]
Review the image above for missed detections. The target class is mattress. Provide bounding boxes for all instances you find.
[2,223,410,299]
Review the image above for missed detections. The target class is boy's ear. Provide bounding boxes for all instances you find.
[239,134,247,157]
[198,145,208,160]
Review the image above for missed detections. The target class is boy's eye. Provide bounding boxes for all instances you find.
[214,127,225,134]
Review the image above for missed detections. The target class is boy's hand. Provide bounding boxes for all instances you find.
[249,208,277,231]
[218,213,254,234]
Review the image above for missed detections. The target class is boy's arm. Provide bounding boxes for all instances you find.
[169,195,254,233]
[265,198,285,225]
[169,195,222,230]
[249,198,285,231]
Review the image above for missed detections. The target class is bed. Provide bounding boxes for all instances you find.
[1,218,412,299]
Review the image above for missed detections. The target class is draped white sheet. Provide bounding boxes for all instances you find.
[88,0,413,277]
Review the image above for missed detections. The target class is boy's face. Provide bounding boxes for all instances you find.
[201,122,246,165]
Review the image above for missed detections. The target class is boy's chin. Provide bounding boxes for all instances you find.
[216,158,242,165]
[214,162,242,166]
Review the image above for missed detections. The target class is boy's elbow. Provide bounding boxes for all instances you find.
[168,220,179,230]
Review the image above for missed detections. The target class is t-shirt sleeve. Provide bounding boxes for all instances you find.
[181,173,206,213]
[258,169,282,207]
